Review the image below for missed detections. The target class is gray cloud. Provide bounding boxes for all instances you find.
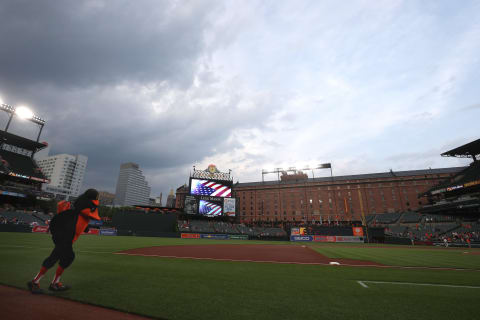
[0,0,246,197]
[0,0,218,88]
[2,0,479,202]
[1,78,278,196]
[461,103,480,111]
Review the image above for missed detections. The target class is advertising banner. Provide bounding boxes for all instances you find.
[224,198,236,217]
[228,234,249,240]
[181,233,201,239]
[100,229,117,236]
[89,220,103,226]
[184,196,198,215]
[291,227,307,235]
[32,226,49,233]
[352,227,364,236]
[335,236,364,243]
[0,190,27,198]
[464,180,480,188]
[313,235,363,243]
[290,235,313,242]
[84,229,100,235]
[313,236,336,242]
[200,234,229,240]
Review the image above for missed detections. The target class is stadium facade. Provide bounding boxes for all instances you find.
[176,167,464,223]
[114,162,151,206]
[35,153,87,201]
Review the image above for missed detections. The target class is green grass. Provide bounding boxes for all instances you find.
[311,244,480,269]
[1,232,479,320]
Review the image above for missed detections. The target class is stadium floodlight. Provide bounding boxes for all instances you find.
[1,101,46,142]
[15,106,34,120]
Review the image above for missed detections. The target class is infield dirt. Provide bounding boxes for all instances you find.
[116,244,383,266]
[0,285,154,320]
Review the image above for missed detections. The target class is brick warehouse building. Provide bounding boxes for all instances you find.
[175,167,464,223]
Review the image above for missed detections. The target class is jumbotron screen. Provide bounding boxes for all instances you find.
[199,199,223,217]
[190,179,232,198]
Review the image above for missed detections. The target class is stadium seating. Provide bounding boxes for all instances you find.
[375,212,401,224]
[176,220,288,239]
[424,214,456,223]
[263,228,287,237]
[0,210,46,226]
[365,215,376,224]
[213,221,239,234]
[32,212,51,222]
[189,220,215,233]
[236,224,255,236]
[177,220,190,232]
[385,225,408,236]
[399,212,422,223]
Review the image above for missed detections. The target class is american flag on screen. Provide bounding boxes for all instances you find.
[199,200,222,216]
[191,179,231,197]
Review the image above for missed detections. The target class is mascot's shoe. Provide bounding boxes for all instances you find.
[48,282,70,292]
[27,281,43,294]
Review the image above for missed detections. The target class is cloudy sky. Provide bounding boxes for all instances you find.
[1,0,479,201]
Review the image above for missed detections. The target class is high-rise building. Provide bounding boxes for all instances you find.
[98,191,116,206]
[166,189,176,208]
[114,162,151,206]
[35,154,88,201]
[148,193,163,206]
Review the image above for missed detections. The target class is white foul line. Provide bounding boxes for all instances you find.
[357,280,480,289]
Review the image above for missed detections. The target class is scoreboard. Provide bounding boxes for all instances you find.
[185,178,236,217]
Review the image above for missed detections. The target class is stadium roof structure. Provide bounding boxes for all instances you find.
[421,161,480,197]
[441,138,480,160]
[0,130,47,152]
[419,196,479,216]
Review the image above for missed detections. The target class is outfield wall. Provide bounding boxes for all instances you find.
[181,233,249,240]
[290,235,365,242]
[113,211,177,233]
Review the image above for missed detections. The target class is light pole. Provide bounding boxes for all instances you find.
[0,103,46,155]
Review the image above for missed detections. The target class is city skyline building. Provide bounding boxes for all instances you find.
[98,190,115,206]
[35,153,88,201]
[166,189,175,208]
[114,162,151,206]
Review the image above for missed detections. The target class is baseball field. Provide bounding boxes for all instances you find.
[1,232,479,320]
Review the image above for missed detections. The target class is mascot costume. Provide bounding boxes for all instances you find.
[28,189,100,293]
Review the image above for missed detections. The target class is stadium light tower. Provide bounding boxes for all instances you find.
[262,168,284,182]
[1,102,46,143]
[15,106,34,120]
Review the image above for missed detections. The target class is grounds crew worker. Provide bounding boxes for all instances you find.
[28,189,101,293]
